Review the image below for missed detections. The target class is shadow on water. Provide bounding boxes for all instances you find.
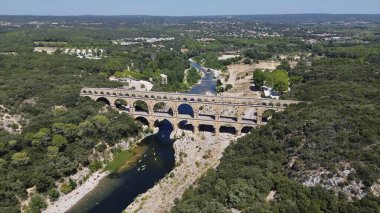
[68,120,175,213]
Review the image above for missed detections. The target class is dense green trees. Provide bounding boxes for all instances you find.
[0,38,142,212]
[253,70,266,89]
[186,68,202,85]
[173,46,380,212]
[253,69,289,93]
[26,194,47,213]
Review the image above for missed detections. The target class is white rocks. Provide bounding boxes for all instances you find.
[109,76,153,91]
[61,48,105,60]
[300,167,368,201]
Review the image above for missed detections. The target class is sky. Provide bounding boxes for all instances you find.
[0,0,379,16]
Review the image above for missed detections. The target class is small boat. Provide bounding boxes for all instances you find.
[142,167,146,171]
[144,154,147,157]
[155,158,157,161]
[138,167,141,171]
[138,159,142,163]
[153,152,156,156]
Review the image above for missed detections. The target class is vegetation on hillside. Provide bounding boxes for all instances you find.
[173,45,380,212]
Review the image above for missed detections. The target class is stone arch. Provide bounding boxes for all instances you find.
[220,105,238,120]
[283,103,288,107]
[197,98,202,102]
[262,109,276,123]
[153,119,174,130]
[241,126,254,134]
[190,98,195,101]
[198,124,215,134]
[134,100,149,113]
[153,102,174,116]
[198,104,216,120]
[135,117,150,127]
[178,103,194,117]
[178,120,194,132]
[219,126,237,135]
[96,97,111,106]
[82,90,87,93]
[114,99,129,111]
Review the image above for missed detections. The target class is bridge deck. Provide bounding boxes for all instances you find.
[81,87,299,108]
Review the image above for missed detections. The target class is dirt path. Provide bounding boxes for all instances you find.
[125,131,237,213]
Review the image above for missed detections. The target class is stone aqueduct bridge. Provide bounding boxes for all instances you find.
[80,88,299,136]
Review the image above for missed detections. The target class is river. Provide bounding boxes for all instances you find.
[68,61,214,213]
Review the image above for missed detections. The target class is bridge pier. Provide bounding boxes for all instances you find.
[236,129,241,136]
[214,123,220,137]
[215,128,220,137]
[194,126,199,135]
[256,109,264,125]
[194,110,199,119]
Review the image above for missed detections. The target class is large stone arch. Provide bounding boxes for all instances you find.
[198,124,215,134]
[135,116,150,127]
[178,103,194,118]
[178,120,194,132]
[153,102,174,116]
[134,100,149,113]
[114,99,129,111]
[262,109,276,123]
[154,118,174,130]
[241,107,258,123]
[96,97,111,106]
[219,125,237,135]
[220,105,238,118]
[197,104,217,120]
[241,126,254,134]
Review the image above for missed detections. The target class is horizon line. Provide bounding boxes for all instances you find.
[1,13,380,17]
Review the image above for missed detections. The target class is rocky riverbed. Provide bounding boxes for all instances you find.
[125,130,237,213]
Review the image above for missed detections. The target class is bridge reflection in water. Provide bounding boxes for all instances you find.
[81,88,299,136]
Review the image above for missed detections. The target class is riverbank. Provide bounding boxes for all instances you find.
[105,144,148,175]
[125,130,238,212]
[43,170,109,213]
[43,135,150,213]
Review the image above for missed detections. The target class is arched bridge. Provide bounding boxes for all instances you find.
[80,88,299,136]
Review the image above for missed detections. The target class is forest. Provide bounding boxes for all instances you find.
[0,52,144,212]
[172,40,380,212]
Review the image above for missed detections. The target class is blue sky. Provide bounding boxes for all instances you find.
[0,0,379,16]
